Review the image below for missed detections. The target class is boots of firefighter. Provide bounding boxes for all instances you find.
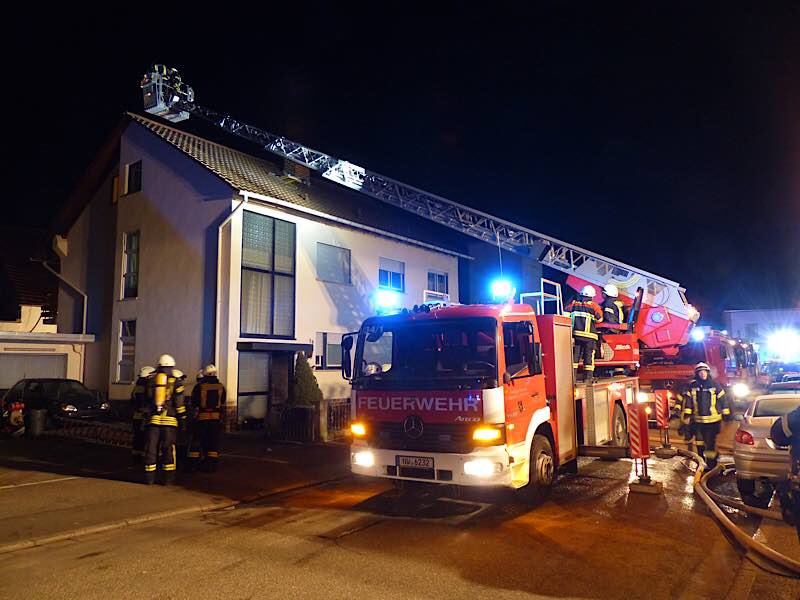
[144,464,157,485]
[705,450,718,470]
[206,451,220,473]
[162,470,176,486]
[186,449,200,473]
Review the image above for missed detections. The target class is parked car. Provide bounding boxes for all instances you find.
[1,378,112,429]
[733,393,800,505]
[781,373,800,382]
[767,381,800,394]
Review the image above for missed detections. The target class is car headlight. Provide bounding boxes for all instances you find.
[636,392,652,403]
[732,383,750,398]
[100,402,110,410]
[61,404,78,412]
[464,459,502,477]
[352,451,374,467]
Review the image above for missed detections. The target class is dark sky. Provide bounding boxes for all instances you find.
[6,5,799,325]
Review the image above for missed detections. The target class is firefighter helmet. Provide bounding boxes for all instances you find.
[157,354,176,367]
[173,369,185,379]
[695,362,711,373]
[196,370,204,382]
[138,366,155,378]
[603,284,619,298]
[202,364,218,377]
[580,285,596,298]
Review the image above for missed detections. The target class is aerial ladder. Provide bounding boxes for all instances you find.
[141,65,699,355]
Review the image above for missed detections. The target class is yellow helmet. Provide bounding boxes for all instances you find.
[202,364,218,377]
[157,354,176,367]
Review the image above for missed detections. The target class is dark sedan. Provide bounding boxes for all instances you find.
[2,378,112,427]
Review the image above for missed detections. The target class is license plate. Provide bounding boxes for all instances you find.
[397,455,434,469]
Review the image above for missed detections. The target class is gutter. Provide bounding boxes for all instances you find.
[214,195,249,369]
[36,260,87,335]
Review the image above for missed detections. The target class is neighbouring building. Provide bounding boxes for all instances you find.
[723,308,800,362]
[0,228,94,389]
[53,113,540,427]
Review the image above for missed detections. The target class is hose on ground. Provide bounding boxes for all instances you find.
[676,449,800,576]
[699,465,785,522]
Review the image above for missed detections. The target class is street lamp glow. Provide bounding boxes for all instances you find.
[767,329,800,362]
[491,279,515,302]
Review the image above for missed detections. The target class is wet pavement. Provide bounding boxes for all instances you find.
[1,448,798,599]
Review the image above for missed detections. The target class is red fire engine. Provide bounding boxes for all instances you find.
[344,303,637,494]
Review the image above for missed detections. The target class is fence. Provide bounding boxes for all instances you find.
[327,399,351,440]
[48,417,133,447]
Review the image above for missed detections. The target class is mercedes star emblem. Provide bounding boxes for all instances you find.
[403,415,424,439]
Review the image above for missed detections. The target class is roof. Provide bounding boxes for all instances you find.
[126,113,472,255]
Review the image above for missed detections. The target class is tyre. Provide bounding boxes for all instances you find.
[517,433,555,503]
[736,478,758,506]
[611,403,627,447]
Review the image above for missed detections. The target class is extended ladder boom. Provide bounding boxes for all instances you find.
[141,66,697,323]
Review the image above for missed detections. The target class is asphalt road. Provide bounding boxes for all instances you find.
[2,454,798,600]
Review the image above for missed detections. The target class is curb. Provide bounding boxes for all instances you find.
[0,475,348,555]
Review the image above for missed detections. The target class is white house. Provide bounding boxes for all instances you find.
[53,113,482,427]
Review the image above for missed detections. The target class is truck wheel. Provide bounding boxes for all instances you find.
[518,434,555,503]
[611,404,627,447]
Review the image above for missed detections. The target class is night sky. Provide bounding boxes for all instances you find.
[6,5,799,325]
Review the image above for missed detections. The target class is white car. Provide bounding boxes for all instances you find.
[733,393,800,505]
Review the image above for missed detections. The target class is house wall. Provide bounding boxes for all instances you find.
[220,199,460,406]
[108,124,234,399]
[724,308,800,360]
[56,169,117,389]
[0,306,57,333]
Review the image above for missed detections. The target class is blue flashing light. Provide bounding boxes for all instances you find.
[690,328,706,342]
[491,279,515,302]
[375,289,401,314]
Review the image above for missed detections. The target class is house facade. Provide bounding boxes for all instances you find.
[54,114,481,426]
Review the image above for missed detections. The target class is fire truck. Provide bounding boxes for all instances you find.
[343,303,638,495]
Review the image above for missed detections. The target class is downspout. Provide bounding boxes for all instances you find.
[38,260,87,335]
[214,192,249,369]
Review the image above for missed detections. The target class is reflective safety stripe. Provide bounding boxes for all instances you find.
[722,408,731,415]
[149,415,179,426]
[163,464,176,471]
[198,412,220,420]
[573,363,580,369]
[207,452,220,458]
[574,330,598,340]
[187,452,201,458]
[683,408,693,415]
[694,414,722,424]
[145,464,157,472]
[705,450,718,459]
[176,405,186,414]
[695,440,705,447]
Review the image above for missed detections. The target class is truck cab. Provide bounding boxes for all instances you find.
[343,304,579,495]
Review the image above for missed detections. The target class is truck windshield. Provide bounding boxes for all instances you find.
[354,318,498,389]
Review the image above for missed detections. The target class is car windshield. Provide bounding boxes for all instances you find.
[754,397,800,417]
[354,317,497,389]
[27,380,93,403]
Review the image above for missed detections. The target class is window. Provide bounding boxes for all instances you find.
[237,351,270,420]
[427,271,448,294]
[125,161,142,194]
[745,323,758,339]
[122,231,140,299]
[117,320,136,383]
[111,174,120,204]
[379,257,405,292]
[315,332,343,369]
[316,243,351,284]
[241,211,296,338]
[503,321,535,378]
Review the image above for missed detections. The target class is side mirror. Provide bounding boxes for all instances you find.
[503,371,512,385]
[531,342,543,375]
[341,335,354,380]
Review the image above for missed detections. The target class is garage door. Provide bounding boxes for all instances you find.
[0,354,67,389]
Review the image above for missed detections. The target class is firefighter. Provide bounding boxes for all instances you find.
[769,405,800,540]
[565,286,603,381]
[143,354,187,485]
[130,366,155,464]
[600,284,627,328]
[188,364,226,473]
[681,362,731,469]
[172,369,190,467]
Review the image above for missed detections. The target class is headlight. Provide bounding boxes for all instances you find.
[61,404,78,413]
[352,451,374,467]
[350,422,367,437]
[636,392,651,403]
[100,402,110,410]
[464,459,502,477]
[732,383,750,398]
[472,425,504,443]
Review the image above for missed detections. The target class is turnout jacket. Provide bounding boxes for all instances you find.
[130,376,150,420]
[601,297,627,325]
[770,406,800,464]
[566,298,603,340]
[189,376,227,422]
[680,377,730,424]
[144,367,186,427]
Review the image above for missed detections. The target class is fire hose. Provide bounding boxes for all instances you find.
[676,448,800,577]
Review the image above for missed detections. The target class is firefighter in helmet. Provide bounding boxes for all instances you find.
[130,366,155,464]
[187,364,227,472]
[680,362,731,469]
[769,405,800,540]
[565,285,604,381]
[600,284,628,329]
[143,354,187,485]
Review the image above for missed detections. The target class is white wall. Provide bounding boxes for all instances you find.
[0,306,56,333]
[223,200,460,400]
[108,125,234,400]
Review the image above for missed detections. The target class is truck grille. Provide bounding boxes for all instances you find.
[370,422,473,454]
